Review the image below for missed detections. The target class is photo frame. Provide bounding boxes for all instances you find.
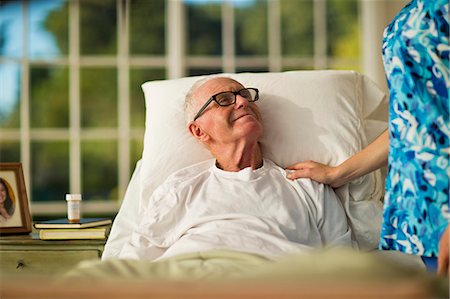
[0,163,32,235]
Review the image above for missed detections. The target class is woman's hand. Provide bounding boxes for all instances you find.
[286,130,389,188]
[286,160,343,188]
[438,226,449,276]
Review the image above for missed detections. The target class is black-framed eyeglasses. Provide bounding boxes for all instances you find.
[193,88,259,121]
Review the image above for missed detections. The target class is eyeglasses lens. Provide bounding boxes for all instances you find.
[216,93,235,106]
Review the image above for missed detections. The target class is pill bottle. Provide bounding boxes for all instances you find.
[66,194,82,223]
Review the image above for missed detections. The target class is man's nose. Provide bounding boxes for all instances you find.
[234,95,249,109]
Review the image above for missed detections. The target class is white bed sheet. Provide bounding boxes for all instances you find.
[104,159,424,270]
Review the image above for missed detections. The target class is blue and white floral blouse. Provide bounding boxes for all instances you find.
[379,0,449,257]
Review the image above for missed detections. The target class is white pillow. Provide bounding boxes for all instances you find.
[140,70,385,201]
[103,70,387,259]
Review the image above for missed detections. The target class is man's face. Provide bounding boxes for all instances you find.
[190,77,263,145]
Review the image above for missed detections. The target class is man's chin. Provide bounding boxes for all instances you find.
[237,122,263,138]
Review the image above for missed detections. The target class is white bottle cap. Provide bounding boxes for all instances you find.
[66,194,82,201]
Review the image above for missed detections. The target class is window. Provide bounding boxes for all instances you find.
[0,0,362,216]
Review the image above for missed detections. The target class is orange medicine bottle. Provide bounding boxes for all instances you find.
[66,194,82,223]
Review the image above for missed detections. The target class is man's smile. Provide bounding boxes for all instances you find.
[231,111,257,122]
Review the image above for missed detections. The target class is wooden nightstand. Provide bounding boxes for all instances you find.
[0,232,106,277]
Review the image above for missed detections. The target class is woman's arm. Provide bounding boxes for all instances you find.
[286,130,389,188]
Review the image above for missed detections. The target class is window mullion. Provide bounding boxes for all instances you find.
[167,0,185,79]
[20,1,31,200]
[69,0,81,195]
[222,0,235,73]
[361,0,389,92]
[117,0,130,202]
[268,0,281,72]
[314,0,327,69]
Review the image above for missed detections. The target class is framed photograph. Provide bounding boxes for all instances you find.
[0,163,32,235]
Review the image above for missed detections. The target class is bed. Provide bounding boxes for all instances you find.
[2,70,447,299]
[106,70,390,256]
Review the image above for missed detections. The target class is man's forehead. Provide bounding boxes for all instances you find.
[197,77,244,98]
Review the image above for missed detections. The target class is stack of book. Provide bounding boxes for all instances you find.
[34,218,112,240]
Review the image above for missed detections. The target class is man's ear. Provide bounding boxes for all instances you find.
[188,122,209,142]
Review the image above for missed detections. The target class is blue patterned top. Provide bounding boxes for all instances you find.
[379,0,449,257]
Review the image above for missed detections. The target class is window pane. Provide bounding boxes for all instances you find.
[30,66,69,128]
[29,0,68,59]
[82,140,117,201]
[282,65,314,71]
[80,0,117,55]
[0,142,20,162]
[31,141,69,202]
[130,68,165,128]
[0,63,21,129]
[187,68,222,77]
[327,0,360,59]
[81,67,117,128]
[130,139,143,175]
[130,0,165,55]
[0,1,23,58]
[281,0,313,56]
[186,2,222,55]
[236,66,269,73]
[235,0,267,56]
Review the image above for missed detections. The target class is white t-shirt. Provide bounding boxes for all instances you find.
[119,159,353,261]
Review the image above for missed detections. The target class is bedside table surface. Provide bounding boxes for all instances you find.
[0,233,106,245]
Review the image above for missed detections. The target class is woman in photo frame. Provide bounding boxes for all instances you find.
[0,177,15,223]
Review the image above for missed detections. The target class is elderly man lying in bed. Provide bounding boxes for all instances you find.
[118,76,354,262]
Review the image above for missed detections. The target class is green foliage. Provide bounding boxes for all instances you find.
[187,3,222,55]
[30,67,69,128]
[130,0,165,55]
[80,0,117,55]
[31,141,69,201]
[44,1,68,55]
[235,1,268,55]
[80,67,117,128]
[130,138,143,174]
[327,0,360,59]
[188,67,223,76]
[281,0,314,56]
[0,142,20,162]
[81,140,118,200]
